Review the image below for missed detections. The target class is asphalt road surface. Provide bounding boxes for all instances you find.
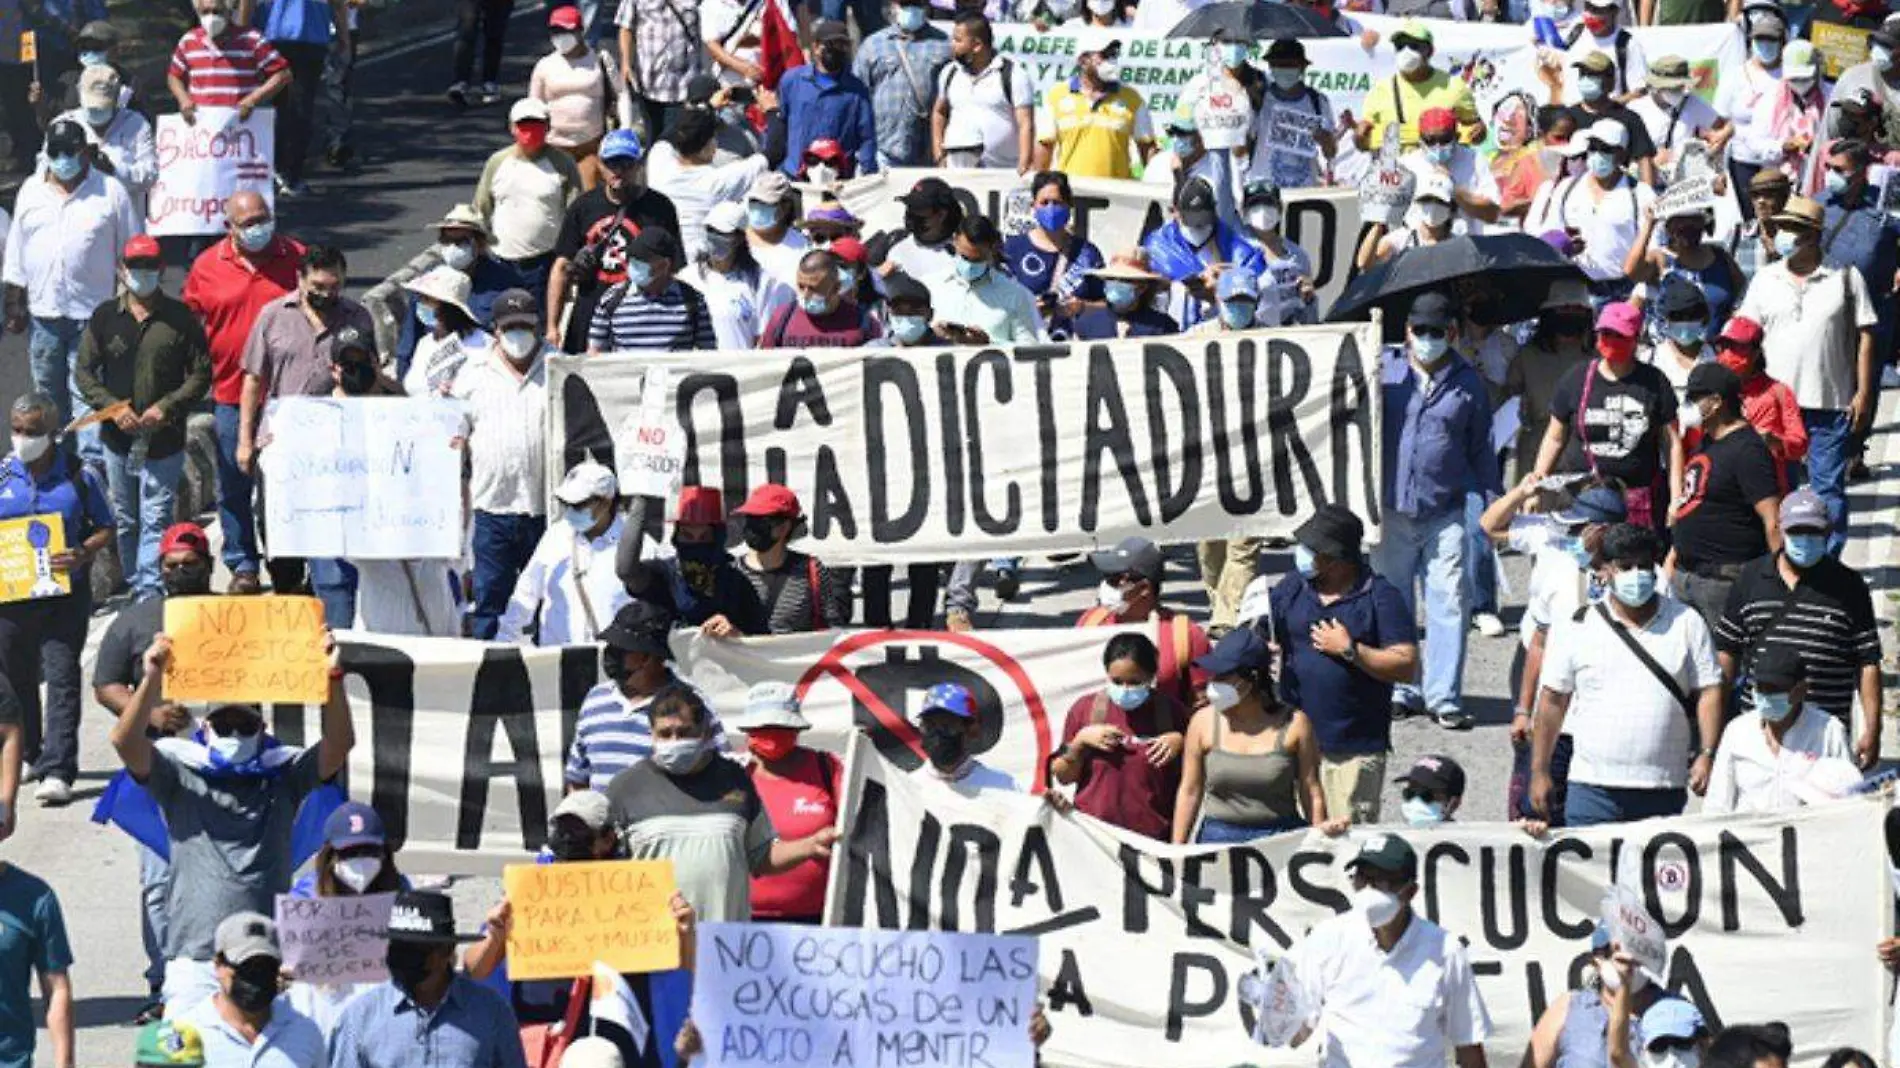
[4,16,1900,1060]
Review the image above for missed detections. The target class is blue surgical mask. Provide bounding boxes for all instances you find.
[237,220,275,252]
[1753,38,1783,64]
[1824,169,1851,196]
[838,266,858,291]
[1772,230,1800,257]
[746,202,780,230]
[1293,543,1319,579]
[1219,42,1249,68]
[1104,280,1139,310]
[1562,535,1595,571]
[1220,300,1255,329]
[1589,150,1619,180]
[79,50,109,68]
[1106,682,1151,710]
[625,259,654,289]
[897,4,927,30]
[1033,203,1072,234]
[1413,334,1450,362]
[1579,76,1606,102]
[565,505,597,531]
[890,314,930,344]
[1754,688,1795,722]
[954,256,989,283]
[415,303,439,331]
[1171,135,1198,157]
[1402,796,1448,827]
[47,154,83,182]
[1425,143,1454,166]
[1665,321,1703,347]
[1784,531,1826,567]
[1611,567,1657,607]
[1269,67,1303,90]
[125,267,160,297]
[800,293,833,316]
[83,105,114,127]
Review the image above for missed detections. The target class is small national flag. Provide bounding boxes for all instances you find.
[589,963,650,1062]
[757,0,804,91]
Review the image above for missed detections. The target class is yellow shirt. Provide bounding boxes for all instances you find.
[1360,69,1480,151]
[1038,79,1155,180]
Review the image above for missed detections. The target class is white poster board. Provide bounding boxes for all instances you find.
[147,107,275,237]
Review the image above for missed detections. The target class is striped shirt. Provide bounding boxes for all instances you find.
[564,673,729,791]
[586,280,716,353]
[168,27,289,109]
[1714,555,1881,725]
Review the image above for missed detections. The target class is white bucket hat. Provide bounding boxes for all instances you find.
[730,681,811,731]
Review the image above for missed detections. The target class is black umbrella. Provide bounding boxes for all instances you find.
[1325,233,1588,342]
[1167,2,1345,39]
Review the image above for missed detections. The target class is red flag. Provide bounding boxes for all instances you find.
[758,0,805,91]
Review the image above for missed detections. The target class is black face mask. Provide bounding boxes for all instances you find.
[162,560,213,597]
[548,819,601,861]
[386,942,437,996]
[338,360,377,395]
[228,961,279,1014]
[742,517,780,551]
[920,725,968,768]
[305,289,338,312]
[819,44,850,70]
[905,211,940,242]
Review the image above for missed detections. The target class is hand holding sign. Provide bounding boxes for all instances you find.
[1357,123,1414,228]
[277,893,396,986]
[614,368,688,500]
[1602,885,1667,981]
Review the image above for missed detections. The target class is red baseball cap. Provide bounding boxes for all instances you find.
[733,483,802,518]
[547,4,582,28]
[122,235,162,263]
[674,486,725,526]
[159,522,210,558]
[1595,301,1642,339]
[1419,107,1457,138]
[1717,316,1764,347]
[830,237,867,265]
[804,138,846,162]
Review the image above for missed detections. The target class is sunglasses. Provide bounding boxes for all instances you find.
[1412,326,1448,339]
[1400,789,1446,804]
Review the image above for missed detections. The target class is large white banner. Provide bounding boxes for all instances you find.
[147,107,275,237]
[260,397,466,559]
[313,627,1131,871]
[825,739,1889,1067]
[833,173,1363,312]
[550,326,1384,565]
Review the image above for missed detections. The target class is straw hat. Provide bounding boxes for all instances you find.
[1089,251,1163,282]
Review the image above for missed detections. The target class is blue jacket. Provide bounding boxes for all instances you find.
[776,66,879,178]
[1141,221,1265,283]
[394,255,533,377]
[1379,346,1501,519]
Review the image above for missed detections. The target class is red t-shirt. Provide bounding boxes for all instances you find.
[759,302,883,349]
[1073,607,1211,709]
[1057,690,1185,840]
[182,236,305,403]
[747,748,840,920]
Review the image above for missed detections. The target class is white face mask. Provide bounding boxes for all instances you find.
[651,737,708,775]
[1095,59,1122,83]
[209,732,261,765]
[1641,1050,1700,1068]
[1397,47,1427,74]
[1417,201,1453,227]
[200,12,229,37]
[1087,0,1117,13]
[1599,963,1652,992]
[438,241,477,272]
[808,162,838,185]
[1095,581,1125,609]
[1353,885,1403,927]
[499,328,540,360]
[11,434,51,463]
[1247,205,1281,232]
[551,32,580,53]
[1678,397,1706,431]
[1206,680,1242,712]
[333,856,383,893]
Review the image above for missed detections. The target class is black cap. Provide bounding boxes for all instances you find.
[1346,833,1419,881]
[43,119,87,156]
[1242,177,1281,207]
[1408,291,1455,330]
[627,227,683,268]
[332,325,375,358]
[1396,755,1467,798]
[1175,176,1217,214]
[1264,37,1307,64]
[884,272,933,309]
[813,18,850,42]
[599,600,675,658]
[667,107,718,156]
[77,19,119,46]
[491,288,539,330]
[900,177,958,212]
[1088,536,1164,585]
[1874,22,1900,49]
[1684,362,1741,406]
[1658,278,1709,318]
[1751,642,1806,693]
[386,890,480,945]
[1293,504,1364,559]
[686,73,722,106]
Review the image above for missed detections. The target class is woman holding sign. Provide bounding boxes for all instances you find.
[284,800,410,1037]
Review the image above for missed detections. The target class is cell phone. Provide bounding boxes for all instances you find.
[728,85,756,105]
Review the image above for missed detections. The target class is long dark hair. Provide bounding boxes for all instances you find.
[313,842,405,897]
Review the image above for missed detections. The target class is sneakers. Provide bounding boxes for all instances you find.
[34,778,71,807]
[1433,708,1475,731]
[1472,611,1506,638]
[446,81,470,107]
[479,82,501,105]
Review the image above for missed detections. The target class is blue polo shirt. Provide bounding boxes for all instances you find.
[1264,567,1415,755]
[0,456,113,576]
[1380,346,1500,520]
[254,0,338,44]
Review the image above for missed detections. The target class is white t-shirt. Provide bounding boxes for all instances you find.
[1512,516,1602,650]
[748,227,811,289]
[1257,238,1316,326]
[937,57,1034,169]
[679,261,794,351]
[405,328,492,398]
[1402,149,1503,238]
[1713,61,1783,164]
[1561,28,1648,100]
[1640,338,1710,407]
[1626,92,1721,164]
[909,759,1020,798]
[1540,594,1722,789]
[1524,173,1656,281]
[1291,908,1492,1068]
[647,143,770,263]
[699,0,761,86]
[1702,707,1852,815]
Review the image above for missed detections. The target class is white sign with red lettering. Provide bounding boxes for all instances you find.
[1188,73,1254,151]
[614,367,688,500]
[147,107,275,237]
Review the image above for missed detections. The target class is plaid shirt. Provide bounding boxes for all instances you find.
[852,25,953,167]
[614,0,704,105]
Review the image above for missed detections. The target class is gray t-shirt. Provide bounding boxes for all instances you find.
[605,757,776,924]
[143,744,323,959]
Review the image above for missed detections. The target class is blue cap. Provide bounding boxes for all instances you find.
[1640,998,1705,1043]
[1218,266,1261,302]
[919,683,976,720]
[322,801,386,850]
[1553,485,1628,527]
[600,129,645,163]
[1194,627,1270,677]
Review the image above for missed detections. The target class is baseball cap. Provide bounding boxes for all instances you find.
[1657,278,1709,317]
[1552,484,1628,526]
[159,522,211,558]
[548,4,583,28]
[1418,106,1457,138]
[749,170,793,205]
[705,200,747,235]
[1175,176,1217,214]
[1684,362,1741,406]
[1414,171,1455,204]
[1293,504,1365,558]
[685,73,723,106]
[674,485,725,526]
[1242,176,1281,207]
[830,236,867,265]
[733,483,802,518]
[1779,487,1829,533]
[491,288,540,330]
[136,1020,206,1067]
[918,683,976,720]
[598,600,675,658]
[122,235,162,265]
[627,226,682,268]
[1193,626,1270,677]
[600,128,645,164]
[1640,999,1706,1044]
[812,18,850,42]
[1345,832,1419,881]
[1751,642,1806,693]
[732,681,812,731]
[1573,51,1614,75]
[1391,18,1432,47]
[1218,266,1261,302]
[78,65,121,109]
[1408,291,1455,330]
[885,271,932,308]
[1396,755,1466,798]
[332,325,375,358]
[1584,117,1628,149]
[323,801,386,850]
[1783,39,1818,78]
[77,19,120,46]
[1264,38,1307,64]
[1717,315,1764,348]
[510,97,552,125]
[386,890,479,945]
[1595,301,1641,338]
[43,118,87,157]
[214,911,281,966]
[900,176,958,212]
[552,789,613,831]
[554,460,617,504]
[1089,536,1164,585]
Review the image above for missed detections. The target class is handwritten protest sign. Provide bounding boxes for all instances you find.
[1655,174,1716,221]
[694,923,1039,1068]
[1238,951,1310,1047]
[1603,884,1668,978]
[1268,108,1323,161]
[164,595,329,704]
[613,368,688,500]
[0,514,69,603]
[502,860,679,980]
[277,892,394,986]
[1357,123,1414,227]
[260,397,465,559]
[148,108,274,237]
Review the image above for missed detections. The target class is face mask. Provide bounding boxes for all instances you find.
[1218,42,1249,68]
[337,360,377,395]
[237,221,275,252]
[1665,321,1704,348]
[747,726,800,762]
[1678,397,1706,431]
[162,560,212,597]
[954,256,989,283]
[1563,536,1595,571]
[551,32,579,53]
[11,435,50,463]
[1718,350,1753,377]
[747,202,780,231]
[1825,169,1851,196]
[1269,67,1303,90]
[1752,38,1783,64]
[625,258,655,290]
[1206,680,1243,712]
[673,540,727,568]
[1248,205,1281,232]
[808,162,839,185]
[1772,230,1800,257]
[499,328,539,360]
[921,725,969,768]
[1180,221,1214,246]
[1784,531,1826,567]
[1642,1049,1701,1068]
[1170,134,1200,158]
[1579,76,1608,103]
[438,241,477,271]
[890,314,930,344]
[1088,0,1117,13]
[1220,301,1255,329]
[1397,47,1427,75]
[1034,203,1072,234]
[652,737,708,775]
[1104,281,1139,310]
[386,943,435,996]
[1107,682,1151,710]
[227,964,278,1014]
[79,50,109,68]
[334,855,383,893]
[125,267,161,298]
[305,286,338,312]
[1293,543,1320,578]
[1046,0,1078,16]
[210,732,261,765]
[705,230,744,264]
[565,505,598,532]
[1589,150,1619,180]
[1611,567,1657,607]
[1876,44,1895,70]
[47,154,83,182]
[1413,333,1450,363]
[897,4,927,30]
[800,292,839,318]
[1417,201,1453,227]
[201,13,229,37]
[1425,142,1454,166]
[1095,60,1122,83]
[514,124,550,152]
[1789,77,1815,95]
[1353,885,1403,927]
[1598,334,1637,364]
[1095,580,1125,609]
[1582,11,1612,34]
[84,104,114,127]
[1655,89,1684,110]
[415,303,440,331]
[1754,688,1795,722]
[1402,796,1448,827]
[742,517,781,551]
[1600,964,1651,993]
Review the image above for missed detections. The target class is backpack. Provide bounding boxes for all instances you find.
[940,56,1018,109]
[1562,25,1634,95]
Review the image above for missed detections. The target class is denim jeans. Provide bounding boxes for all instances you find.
[26,316,99,467]
[1799,408,1851,556]
[103,445,186,601]
[1564,781,1686,828]
[470,511,547,639]
[309,558,359,629]
[1370,508,1468,714]
[1196,815,1305,843]
[944,557,1022,614]
[211,404,260,576]
[1464,491,1497,615]
[138,842,171,994]
[0,589,91,784]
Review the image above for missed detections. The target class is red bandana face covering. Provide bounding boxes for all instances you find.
[514,124,550,153]
[1597,335,1637,365]
[747,727,799,763]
